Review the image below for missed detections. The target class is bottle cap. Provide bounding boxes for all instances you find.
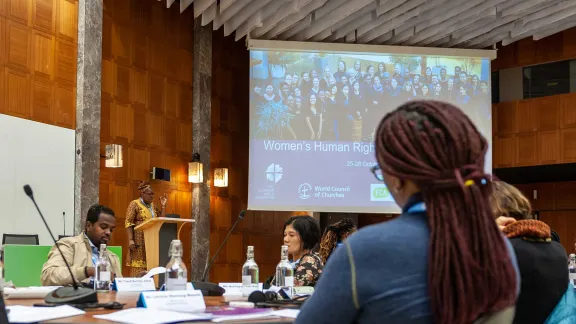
[169,239,183,257]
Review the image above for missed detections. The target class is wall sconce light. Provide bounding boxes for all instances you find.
[214,168,228,187]
[104,144,123,168]
[188,153,203,183]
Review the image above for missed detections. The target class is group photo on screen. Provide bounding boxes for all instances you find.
[250,51,492,142]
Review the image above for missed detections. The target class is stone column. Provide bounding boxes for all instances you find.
[190,18,212,281]
[74,0,103,234]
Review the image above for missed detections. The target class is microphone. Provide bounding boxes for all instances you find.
[192,210,246,296]
[23,185,98,304]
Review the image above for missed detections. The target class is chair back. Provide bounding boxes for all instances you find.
[2,234,39,245]
[3,244,122,287]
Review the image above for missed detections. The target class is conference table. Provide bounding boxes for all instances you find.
[5,292,294,323]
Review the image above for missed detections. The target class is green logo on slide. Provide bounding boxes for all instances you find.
[373,187,389,198]
[370,184,392,201]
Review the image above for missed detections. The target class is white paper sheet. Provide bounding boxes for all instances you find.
[4,286,60,299]
[143,267,166,278]
[7,305,85,323]
[211,311,275,322]
[271,309,300,319]
[94,308,213,324]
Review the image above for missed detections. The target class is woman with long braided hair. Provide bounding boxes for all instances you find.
[296,100,519,324]
[318,218,356,265]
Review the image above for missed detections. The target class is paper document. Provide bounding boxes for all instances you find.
[211,312,275,322]
[7,305,85,323]
[272,309,300,319]
[4,286,60,299]
[210,308,275,322]
[94,308,213,324]
[143,267,166,278]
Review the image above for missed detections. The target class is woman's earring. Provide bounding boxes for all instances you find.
[393,187,400,194]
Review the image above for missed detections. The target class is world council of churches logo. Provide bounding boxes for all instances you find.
[266,163,283,183]
[298,183,312,200]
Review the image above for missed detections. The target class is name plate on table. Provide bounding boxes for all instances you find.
[113,278,156,292]
[219,283,263,296]
[137,290,206,313]
[159,282,194,291]
[293,286,314,295]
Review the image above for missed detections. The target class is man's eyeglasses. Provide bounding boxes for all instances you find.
[370,165,384,181]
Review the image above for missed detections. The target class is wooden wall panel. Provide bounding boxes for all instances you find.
[55,0,76,43]
[540,209,576,253]
[493,27,576,70]
[493,93,576,168]
[516,133,537,166]
[101,0,194,278]
[32,0,55,33]
[516,100,537,134]
[0,0,76,129]
[513,181,576,253]
[0,17,5,66]
[537,130,559,165]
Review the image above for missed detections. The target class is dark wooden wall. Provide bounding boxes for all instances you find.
[514,182,576,253]
[0,0,77,129]
[209,29,310,282]
[100,0,194,277]
[493,93,576,168]
[493,27,576,254]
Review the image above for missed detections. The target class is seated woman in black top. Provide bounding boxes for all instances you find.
[271,216,323,287]
[492,181,568,324]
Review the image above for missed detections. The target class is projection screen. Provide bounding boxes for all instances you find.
[247,40,496,213]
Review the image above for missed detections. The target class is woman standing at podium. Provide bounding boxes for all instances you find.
[125,181,168,277]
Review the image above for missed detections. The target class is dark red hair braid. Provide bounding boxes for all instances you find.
[375,100,516,324]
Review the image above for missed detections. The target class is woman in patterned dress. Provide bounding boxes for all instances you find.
[125,181,167,277]
[271,215,323,287]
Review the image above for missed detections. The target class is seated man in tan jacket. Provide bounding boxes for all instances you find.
[41,204,122,286]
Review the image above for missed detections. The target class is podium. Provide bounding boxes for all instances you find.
[135,217,194,286]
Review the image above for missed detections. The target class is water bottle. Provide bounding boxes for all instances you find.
[275,245,294,288]
[94,244,111,291]
[165,240,187,291]
[241,246,259,295]
[569,254,576,288]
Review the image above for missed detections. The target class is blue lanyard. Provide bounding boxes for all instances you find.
[406,202,426,213]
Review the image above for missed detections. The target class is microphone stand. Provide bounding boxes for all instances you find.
[24,185,97,304]
[192,211,246,296]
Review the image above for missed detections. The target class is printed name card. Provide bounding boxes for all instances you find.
[293,286,314,295]
[159,282,194,291]
[137,290,206,313]
[219,283,263,296]
[113,278,156,292]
